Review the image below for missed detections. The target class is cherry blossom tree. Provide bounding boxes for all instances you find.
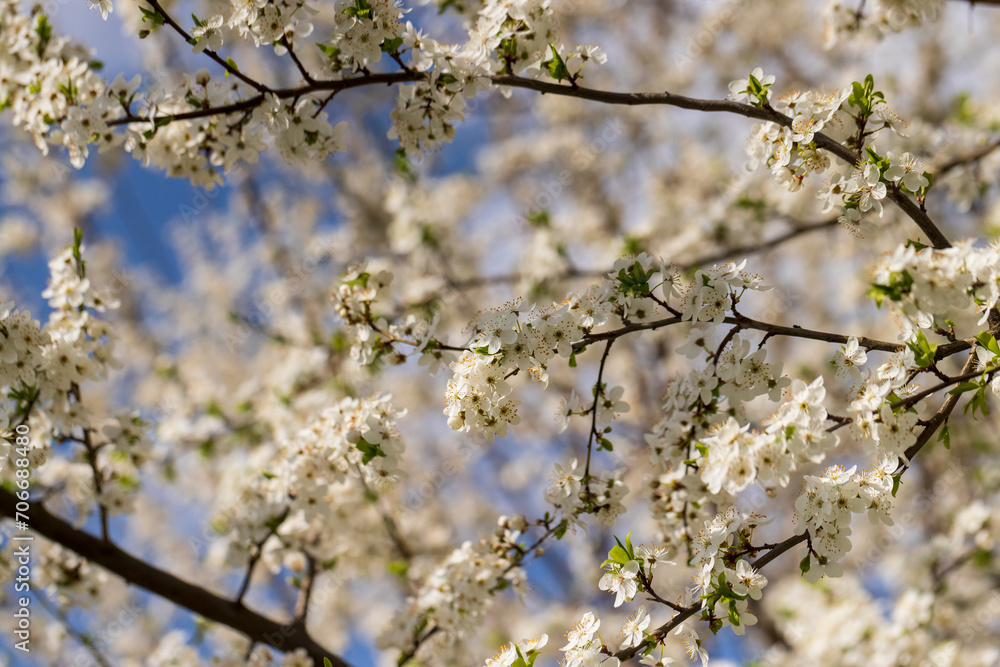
[2,0,1000,665]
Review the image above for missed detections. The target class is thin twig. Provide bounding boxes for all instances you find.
[142,0,269,93]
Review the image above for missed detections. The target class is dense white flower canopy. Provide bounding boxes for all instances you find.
[2,0,1000,666]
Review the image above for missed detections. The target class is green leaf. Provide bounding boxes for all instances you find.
[387,560,409,579]
[541,45,571,82]
[139,5,165,29]
[976,331,1000,357]
[939,424,951,450]
[381,35,404,53]
[35,12,53,46]
[70,227,88,280]
[890,471,903,497]
[906,329,938,368]
[553,521,567,539]
[978,386,991,417]
[318,42,342,58]
[568,352,577,368]
[850,81,864,107]
[342,271,370,288]
[225,56,240,76]
[355,437,385,464]
[728,601,741,626]
[608,544,630,565]
[950,381,981,396]
[799,554,811,574]
[598,437,613,452]
[325,659,334,667]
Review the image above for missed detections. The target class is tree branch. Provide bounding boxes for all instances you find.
[104,64,952,249]
[142,0,269,93]
[614,342,969,664]
[0,489,347,667]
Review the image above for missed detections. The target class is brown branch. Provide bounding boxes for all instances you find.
[292,555,316,628]
[637,569,686,613]
[571,313,904,354]
[890,352,993,416]
[235,508,290,605]
[104,65,952,248]
[583,340,614,479]
[615,341,970,663]
[106,72,423,127]
[900,350,980,463]
[70,383,111,548]
[487,76,960,247]
[613,533,808,662]
[142,0,269,93]
[281,36,316,84]
[0,489,347,667]
[81,428,111,548]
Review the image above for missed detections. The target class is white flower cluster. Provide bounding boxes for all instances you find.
[378,527,527,656]
[31,543,108,607]
[131,71,348,187]
[445,254,680,442]
[596,543,674,614]
[545,458,628,527]
[388,0,605,157]
[822,0,944,48]
[255,92,348,164]
[331,262,394,324]
[645,368,837,549]
[331,263,441,368]
[871,239,1000,336]
[331,0,403,68]
[211,391,406,566]
[38,413,155,519]
[1,0,609,179]
[794,460,896,581]
[226,0,317,50]
[1,243,120,436]
[739,68,916,224]
[679,259,771,324]
[559,611,621,667]
[700,376,836,496]
[847,348,922,464]
[0,0,344,185]
[740,72,849,192]
[443,296,591,441]
[821,148,922,237]
[482,634,548,667]
[0,242,149,523]
[690,509,770,635]
[0,300,45,397]
[0,1,123,168]
[42,245,121,381]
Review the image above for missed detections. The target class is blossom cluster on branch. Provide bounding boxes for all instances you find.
[3,0,1000,666]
